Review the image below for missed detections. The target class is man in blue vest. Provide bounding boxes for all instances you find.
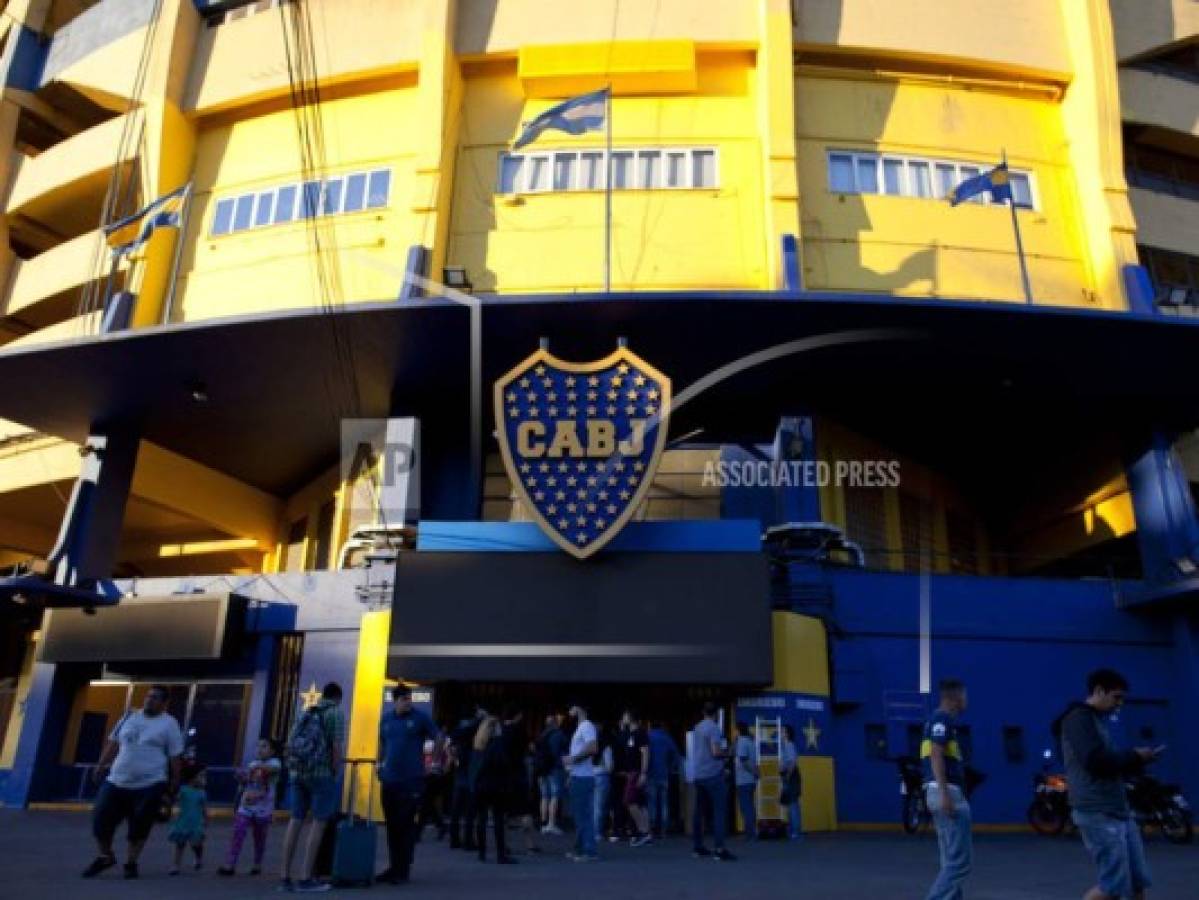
[376,685,439,884]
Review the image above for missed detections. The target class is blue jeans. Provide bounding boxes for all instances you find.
[925,784,972,900]
[692,775,728,851]
[786,799,802,839]
[736,783,756,837]
[646,777,669,835]
[1073,810,1152,897]
[569,775,597,857]
[593,773,611,838]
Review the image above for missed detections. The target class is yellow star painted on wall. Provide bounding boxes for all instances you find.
[300,682,322,710]
[802,717,822,750]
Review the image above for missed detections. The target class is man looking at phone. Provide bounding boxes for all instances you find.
[1054,668,1163,900]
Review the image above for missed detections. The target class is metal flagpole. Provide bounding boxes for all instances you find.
[1003,150,1034,304]
[604,84,612,294]
[161,183,193,324]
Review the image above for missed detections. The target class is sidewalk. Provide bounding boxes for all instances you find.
[2,809,1196,899]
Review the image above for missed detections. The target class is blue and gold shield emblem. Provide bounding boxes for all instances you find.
[495,345,672,559]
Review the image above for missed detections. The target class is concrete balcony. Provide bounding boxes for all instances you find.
[1130,186,1199,257]
[1121,68,1199,139]
[2,231,109,331]
[5,113,137,242]
[1111,0,1199,63]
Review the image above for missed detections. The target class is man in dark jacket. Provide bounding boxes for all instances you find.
[447,706,486,850]
[1053,669,1162,900]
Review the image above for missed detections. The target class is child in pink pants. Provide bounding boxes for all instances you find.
[218,738,281,876]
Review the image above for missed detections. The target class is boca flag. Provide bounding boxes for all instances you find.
[947,162,1012,206]
[104,184,190,257]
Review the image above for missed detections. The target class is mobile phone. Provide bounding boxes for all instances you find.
[1152,744,1167,756]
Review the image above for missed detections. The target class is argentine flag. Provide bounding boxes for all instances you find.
[513,88,608,150]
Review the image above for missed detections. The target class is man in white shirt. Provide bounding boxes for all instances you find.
[82,685,184,880]
[562,703,599,861]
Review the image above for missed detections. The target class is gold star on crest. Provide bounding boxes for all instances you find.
[300,682,322,709]
[803,717,822,750]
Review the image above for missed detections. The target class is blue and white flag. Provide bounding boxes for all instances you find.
[513,88,608,150]
[947,162,1012,206]
[104,184,190,256]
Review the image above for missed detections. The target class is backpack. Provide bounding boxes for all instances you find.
[287,707,330,771]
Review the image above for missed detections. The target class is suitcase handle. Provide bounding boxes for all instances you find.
[343,758,376,824]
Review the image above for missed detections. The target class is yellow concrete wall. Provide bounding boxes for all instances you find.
[448,51,768,293]
[796,75,1094,305]
[455,0,756,57]
[175,84,420,322]
[185,0,421,116]
[794,0,1070,78]
[1109,0,1199,62]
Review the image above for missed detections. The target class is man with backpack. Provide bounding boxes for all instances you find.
[280,682,346,893]
[535,712,567,835]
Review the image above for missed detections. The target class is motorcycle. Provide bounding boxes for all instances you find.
[896,755,986,834]
[1027,766,1071,835]
[1126,774,1193,845]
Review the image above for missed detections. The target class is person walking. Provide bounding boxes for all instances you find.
[1054,669,1162,900]
[779,724,803,841]
[471,714,516,863]
[564,703,599,862]
[691,702,735,862]
[448,707,484,850]
[376,685,440,884]
[219,737,282,876]
[733,721,759,841]
[81,685,184,881]
[921,678,972,900]
[279,682,346,893]
[415,724,448,842]
[646,718,680,838]
[502,707,541,855]
[536,712,567,835]
[594,721,615,842]
[618,710,653,846]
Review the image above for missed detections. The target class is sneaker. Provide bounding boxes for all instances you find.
[218,866,235,876]
[606,834,620,843]
[123,862,139,879]
[277,878,295,892]
[630,834,653,847]
[713,848,737,862]
[294,879,331,893]
[544,824,564,835]
[692,846,712,859]
[82,854,117,878]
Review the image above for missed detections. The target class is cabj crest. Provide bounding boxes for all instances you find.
[494,344,672,558]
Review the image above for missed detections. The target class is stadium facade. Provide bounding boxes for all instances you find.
[0,0,1196,829]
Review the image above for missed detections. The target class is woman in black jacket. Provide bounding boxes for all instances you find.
[471,716,516,863]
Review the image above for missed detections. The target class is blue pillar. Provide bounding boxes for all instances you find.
[1169,615,1199,798]
[2,662,89,806]
[1126,432,1199,583]
[242,634,276,756]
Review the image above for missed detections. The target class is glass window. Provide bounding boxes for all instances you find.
[910,161,932,198]
[366,169,391,208]
[611,151,634,188]
[322,178,343,215]
[526,156,549,191]
[300,180,321,218]
[343,172,367,211]
[273,185,297,223]
[553,153,576,191]
[665,151,686,188]
[692,150,716,188]
[579,152,603,190]
[638,151,661,189]
[1011,172,1033,209]
[252,191,274,227]
[498,155,523,193]
[935,163,956,199]
[883,159,904,195]
[232,194,255,231]
[855,157,879,194]
[211,198,234,235]
[829,153,854,192]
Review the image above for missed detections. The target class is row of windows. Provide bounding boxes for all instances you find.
[827,151,1036,209]
[497,148,719,194]
[864,723,1026,764]
[210,169,392,237]
[205,0,281,27]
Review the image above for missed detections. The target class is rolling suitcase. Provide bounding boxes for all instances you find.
[331,762,378,887]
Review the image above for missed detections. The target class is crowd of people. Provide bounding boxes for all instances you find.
[75,667,1162,899]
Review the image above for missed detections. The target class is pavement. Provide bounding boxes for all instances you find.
[2,810,1197,899]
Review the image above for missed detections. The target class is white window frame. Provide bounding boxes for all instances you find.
[496,147,721,195]
[209,168,393,238]
[825,149,1039,211]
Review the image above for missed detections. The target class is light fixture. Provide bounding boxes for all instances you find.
[442,266,473,293]
[190,381,209,404]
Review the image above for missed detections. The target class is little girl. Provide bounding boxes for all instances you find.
[218,738,282,876]
[168,768,208,875]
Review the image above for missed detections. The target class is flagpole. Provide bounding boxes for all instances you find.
[161,183,193,324]
[604,84,612,294]
[1003,150,1034,304]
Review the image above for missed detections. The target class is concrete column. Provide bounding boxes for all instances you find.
[1,660,91,806]
[772,416,820,524]
[1126,432,1199,583]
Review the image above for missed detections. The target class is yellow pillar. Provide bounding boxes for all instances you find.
[756,0,801,289]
